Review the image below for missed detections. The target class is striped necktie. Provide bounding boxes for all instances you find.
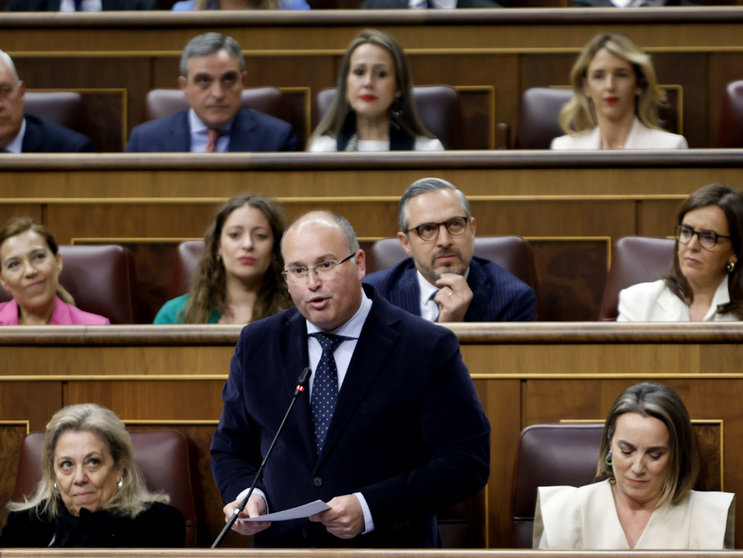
[205,129,221,153]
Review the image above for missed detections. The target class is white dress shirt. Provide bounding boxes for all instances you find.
[2,118,25,153]
[60,0,103,10]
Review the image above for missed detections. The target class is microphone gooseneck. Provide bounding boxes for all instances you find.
[211,367,312,548]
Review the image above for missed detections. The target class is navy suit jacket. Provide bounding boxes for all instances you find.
[21,113,95,153]
[5,0,157,9]
[210,286,490,548]
[125,108,298,153]
[364,255,536,321]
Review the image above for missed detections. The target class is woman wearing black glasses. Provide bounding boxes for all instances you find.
[618,183,743,321]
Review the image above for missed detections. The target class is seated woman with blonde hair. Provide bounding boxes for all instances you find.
[154,193,292,324]
[0,217,109,325]
[533,382,734,549]
[0,403,185,547]
[308,29,443,152]
[551,33,687,150]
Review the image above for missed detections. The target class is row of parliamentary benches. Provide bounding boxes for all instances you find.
[5,9,743,148]
[1,325,742,548]
[21,80,743,152]
[0,234,674,323]
[2,150,741,321]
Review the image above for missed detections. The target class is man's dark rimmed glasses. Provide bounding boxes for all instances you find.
[281,252,356,282]
[675,224,731,251]
[407,216,468,242]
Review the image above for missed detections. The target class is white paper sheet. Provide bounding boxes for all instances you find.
[237,499,330,522]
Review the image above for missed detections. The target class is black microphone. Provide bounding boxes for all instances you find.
[211,367,312,548]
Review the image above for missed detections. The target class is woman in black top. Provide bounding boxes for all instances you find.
[0,403,185,547]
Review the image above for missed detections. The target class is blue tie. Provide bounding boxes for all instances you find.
[310,333,346,455]
[73,0,84,9]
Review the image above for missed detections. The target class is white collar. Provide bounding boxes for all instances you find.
[306,288,372,338]
[187,108,233,134]
[4,118,25,153]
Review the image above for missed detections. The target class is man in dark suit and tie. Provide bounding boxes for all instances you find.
[364,177,536,322]
[125,33,297,153]
[210,210,490,547]
[0,50,95,153]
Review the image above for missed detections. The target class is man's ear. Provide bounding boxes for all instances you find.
[397,231,413,258]
[178,75,187,92]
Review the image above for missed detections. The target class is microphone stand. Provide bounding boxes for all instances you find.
[211,367,312,548]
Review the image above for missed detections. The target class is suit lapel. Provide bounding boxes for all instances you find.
[389,263,422,316]
[170,112,192,152]
[656,287,686,320]
[228,110,255,152]
[624,118,643,149]
[20,115,41,152]
[280,312,317,460]
[316,296,400,466]
[463,258,490,321]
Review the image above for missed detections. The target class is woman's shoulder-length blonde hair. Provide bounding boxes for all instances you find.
[7,403,169,519]
[596,382,700,508]
[558,33,666,135]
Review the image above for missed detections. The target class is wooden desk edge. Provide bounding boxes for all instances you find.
[1,322,743,346]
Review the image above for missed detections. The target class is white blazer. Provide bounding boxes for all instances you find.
[617,276,738,321]
[308,135,444,152]
[551,118,688,150]
[534,479,735,549]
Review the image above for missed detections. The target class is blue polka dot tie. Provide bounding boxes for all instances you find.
[310,332,346,455]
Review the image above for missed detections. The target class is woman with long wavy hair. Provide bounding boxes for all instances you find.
[154,194,292,324]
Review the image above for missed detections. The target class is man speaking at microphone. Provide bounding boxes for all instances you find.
[210,211,490,547]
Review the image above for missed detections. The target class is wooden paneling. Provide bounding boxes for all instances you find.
[2,325,743,547]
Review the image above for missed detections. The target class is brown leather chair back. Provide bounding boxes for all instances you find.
[717,80,743,147]
[24,91,87,132]
[315,85,468,149]
[13,429,201,547]
[369,236,539,292]
[510,423,604,548]
[515,87,572,149]
[0,244,138,324]
[169,240,206,298]
[598,236,675,320]
[145,87,291,124]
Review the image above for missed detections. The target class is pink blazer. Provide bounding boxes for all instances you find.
[0,297,110,325]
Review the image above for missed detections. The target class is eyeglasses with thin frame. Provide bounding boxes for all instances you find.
[406,216,469,242]
[282,252,356,282]
[675,224,731,251]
